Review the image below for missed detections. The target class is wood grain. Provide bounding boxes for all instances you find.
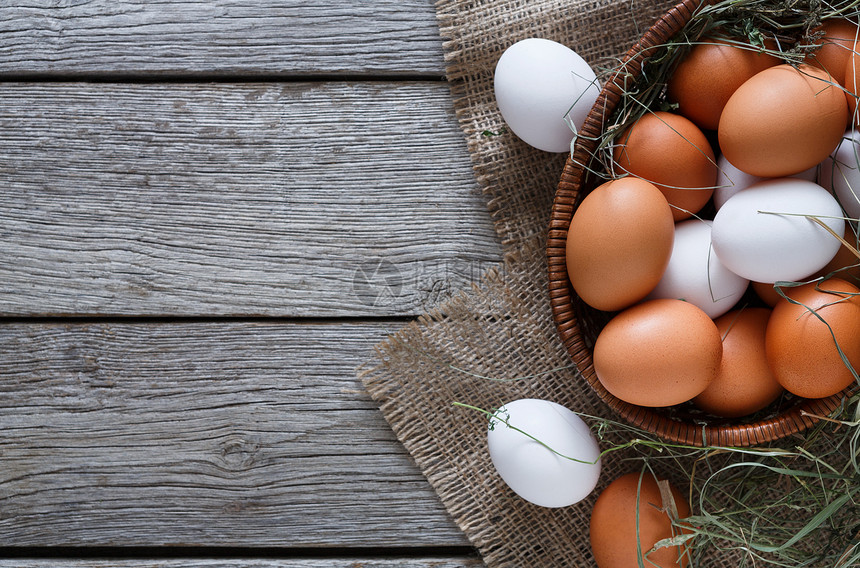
[0,2,495,561]
[0,560,485,568]
[0,1,446,77]
[0,81,500,317]
[0,321,471,547]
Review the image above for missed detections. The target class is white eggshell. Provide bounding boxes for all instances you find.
[493,38,600,153]
[714,154,816,210]
[818,129,860,219]
[645,219,748,318]
[487,398,601,508]
[712,178,845,283]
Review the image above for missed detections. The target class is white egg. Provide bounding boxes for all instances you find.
[645,219,748,318]
[493,38,600,153]
[487,398,600,508]
[712,178,845,283]
[818,129,860,219]
[714,154,817,210]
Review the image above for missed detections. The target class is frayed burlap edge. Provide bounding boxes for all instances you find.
[359,1,683,566]
[433,0,677,257]
[360,238,620,567]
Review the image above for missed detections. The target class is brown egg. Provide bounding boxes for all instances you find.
[590,472,691,568]
[668,35,779,131]
[844,42,860,124]
[815,224,860,284]
[719,64,847,177]
[593,298,722,407]
[806,18,860,86]
[766,277,860,398]
[693,308,784,417]
[613,111,717,221]
[566,177,675,311]
[752,280,783,307]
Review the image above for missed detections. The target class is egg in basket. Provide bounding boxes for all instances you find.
[523,0,860,446]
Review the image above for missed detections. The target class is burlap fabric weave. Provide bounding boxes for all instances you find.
[360,0,687,566]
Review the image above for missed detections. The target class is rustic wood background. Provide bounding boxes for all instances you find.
[0,2,502,566]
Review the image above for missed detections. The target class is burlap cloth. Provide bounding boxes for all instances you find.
[359,0,690,566]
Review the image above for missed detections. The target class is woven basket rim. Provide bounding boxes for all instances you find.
[546,0,850,447]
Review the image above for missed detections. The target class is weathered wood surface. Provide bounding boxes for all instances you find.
[0,1,497,563]
[0,321,471,547]
[0,1,447,77]
[0,82,500,317]
[0,559,484,568]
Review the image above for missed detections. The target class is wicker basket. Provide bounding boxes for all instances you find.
[546,0,850,447]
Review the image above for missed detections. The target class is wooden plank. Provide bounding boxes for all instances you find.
[0,1,446,77]
[0,82,500,317]
[0,559,485,568]
[0,321,470,547]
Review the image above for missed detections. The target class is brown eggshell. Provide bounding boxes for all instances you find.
[752,280,783,307]
[719,64,848,177]
[590,472,691,568]
[693,308,784,418]
[806,18,860,86]
[566,177,675,312]
[845,42,860,125]
[668,35,779,131]
[613,111,717,221]
[766,278,860,398]
[593,298,722,407]
[815,224,860,284]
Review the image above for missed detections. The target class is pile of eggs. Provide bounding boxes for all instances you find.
[495,25,860,418]
[485,21,860,568]
[565,20,860,416]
